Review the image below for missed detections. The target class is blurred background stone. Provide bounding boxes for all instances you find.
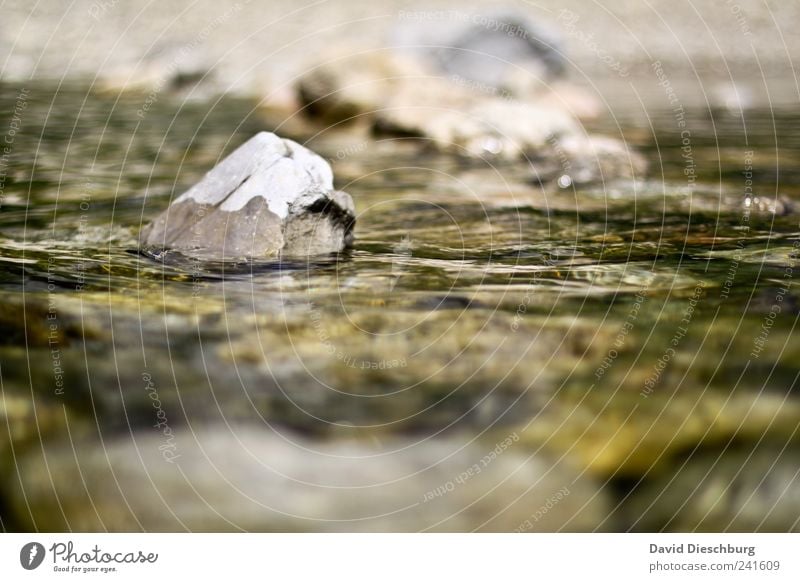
[1,0,797,109]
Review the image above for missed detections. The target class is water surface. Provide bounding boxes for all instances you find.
[1,82,799,531]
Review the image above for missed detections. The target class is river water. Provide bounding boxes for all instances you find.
[1,82,799,532]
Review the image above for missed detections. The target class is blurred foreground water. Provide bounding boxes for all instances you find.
[1,82,799,532]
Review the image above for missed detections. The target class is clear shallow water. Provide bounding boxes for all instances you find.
[1,82,800,531]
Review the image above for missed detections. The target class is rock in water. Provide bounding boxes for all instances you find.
[8,426,611,532]
[140,132,355,258]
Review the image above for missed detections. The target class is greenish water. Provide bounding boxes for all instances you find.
[1,82,799,531]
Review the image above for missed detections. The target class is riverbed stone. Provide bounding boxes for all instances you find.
[296,50,635,183]
[622,446,800,532]
[139,132,355,258]
[376,97,579,159]
[8,426,611,532]
[297,51,428,123]
[374,96,646,184]
[0,388,63,458]
[517,388,800,479]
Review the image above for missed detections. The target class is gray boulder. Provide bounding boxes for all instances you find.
[140,132,355,258]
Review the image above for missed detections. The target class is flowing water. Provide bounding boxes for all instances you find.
[1,82,799,531]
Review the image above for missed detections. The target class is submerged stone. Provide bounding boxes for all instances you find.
[140,132,355,258]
